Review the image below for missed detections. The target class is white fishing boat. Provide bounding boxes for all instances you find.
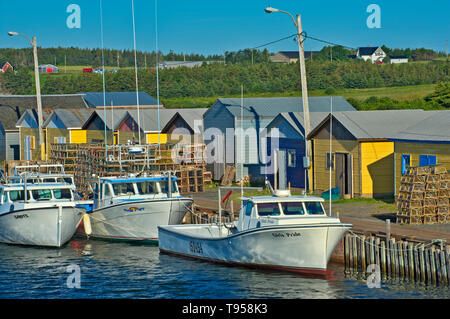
[158,190,351,275]
[82,173,193,243]
[0,179,85,247]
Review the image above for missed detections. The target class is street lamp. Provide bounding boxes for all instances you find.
[264,7,311,193]
[8,31,45,161]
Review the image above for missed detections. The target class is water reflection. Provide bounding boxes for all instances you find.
[0,238,448,299]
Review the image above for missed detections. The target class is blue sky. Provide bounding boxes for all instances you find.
[0,0,448,55]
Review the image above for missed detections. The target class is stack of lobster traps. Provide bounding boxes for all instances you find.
[396,165,449,225]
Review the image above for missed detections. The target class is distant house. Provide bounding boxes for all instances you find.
[157,61,222,69]
[79,91,163,109]
[390,56,409,64]
[38,64,58,73]
[0,62,14,73]
[356,47,386,63]
[269,51,320,63]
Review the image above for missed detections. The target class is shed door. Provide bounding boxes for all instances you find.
[335,153,352,197]
[277,149,287,190]
[24,136,32,160]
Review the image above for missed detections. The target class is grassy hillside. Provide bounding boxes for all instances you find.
[161,84,437,108]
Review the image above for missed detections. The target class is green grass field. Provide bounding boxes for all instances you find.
[161,84,437,108]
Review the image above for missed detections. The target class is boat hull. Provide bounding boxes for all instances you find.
[158,223,351,274]
[0,206,85,247]
[87,198,193,242]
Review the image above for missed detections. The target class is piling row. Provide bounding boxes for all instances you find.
[344,233,450,285]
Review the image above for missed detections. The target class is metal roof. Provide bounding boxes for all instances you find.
[309,110,442,140]
[79,92,161,108]
[391,110,450,143]
[357,47,380,56]
[214,96,356,119]
[267,112,331,137]
[43,109,94,129]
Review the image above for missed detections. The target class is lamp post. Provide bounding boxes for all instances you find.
[264,7,311,193]
[8,31,45,161]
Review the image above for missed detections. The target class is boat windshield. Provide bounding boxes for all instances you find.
[160,180,178,194]
[304,202,325,215]
[281,202,305,215]
[53,188,72,200]
[257,203,281,216]
[8,190,25,202]
[32,189,52,201]
[136,181,157,195]
[112,183,136,196]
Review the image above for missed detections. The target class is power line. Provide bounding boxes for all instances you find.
[249,32,356,52]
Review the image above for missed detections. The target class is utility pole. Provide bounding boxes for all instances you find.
[295,14,311,193]
[446,40,448,62]
[32,36,45,161]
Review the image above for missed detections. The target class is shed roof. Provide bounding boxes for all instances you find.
[308,110,442,140]
[0,94,87,110]
[390,110,450,143]
[43,109,95,129]
[79,91,161,108]
[212,96,355,119]
[267,112,331,137]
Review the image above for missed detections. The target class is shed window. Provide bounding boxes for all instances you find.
[326,152,335,170]
[419,155,437,167]
[287,150,296,167]
[401,154,411,175]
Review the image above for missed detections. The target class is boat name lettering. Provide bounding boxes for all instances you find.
[14,214,29,219]
[124,206,144,212]
[189,241,203,254]
[272,232,301,238]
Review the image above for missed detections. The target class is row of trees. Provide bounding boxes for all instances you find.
[0,47,223,69]
[2,58,448,99]
[0,45,446,69]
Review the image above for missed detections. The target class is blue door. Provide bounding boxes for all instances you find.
[419,155,437,166]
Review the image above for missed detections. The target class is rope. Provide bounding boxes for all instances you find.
[347,228,447,253]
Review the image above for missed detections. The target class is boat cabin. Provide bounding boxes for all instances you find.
[237,191,328,231]
[0,183,76,204]
[93,175,180,209]
[9,174,74,185]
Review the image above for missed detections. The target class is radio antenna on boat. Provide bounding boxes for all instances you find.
[155,0,161,157]
[131,0,142,145]
[329,96,333,216]
[240,84,244,199]
[99,0,108,159]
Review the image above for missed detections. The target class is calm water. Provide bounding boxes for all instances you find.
[0,237,448,299]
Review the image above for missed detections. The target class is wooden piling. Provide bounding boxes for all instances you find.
[420,246,426,283]
[360,235,366,272]
[409,243,415,282]
[430,247,437,284]
[446,246,450,284]
[344,234,350,270]
[386,237,392,276]
[380,240,386,274]
[413,244,420,282]
[441,250,448,285]
[375,237,381,267]
[435,249,442,284]
[348,236,353,269]
[352,235,358,270]
[390,238,397,277]
[403,241,411,278]
[398,242,404,278]
[425,246,432,284]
